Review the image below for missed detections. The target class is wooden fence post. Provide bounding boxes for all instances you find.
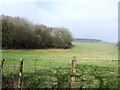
[0,59,5,89]
[69,56,76,88]
[35,59,37,76]
[18,58,23,88]
[1,59,5,70]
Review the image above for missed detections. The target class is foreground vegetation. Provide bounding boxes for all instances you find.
[2,42,119,88]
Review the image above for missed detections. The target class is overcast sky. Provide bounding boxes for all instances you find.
[1,0,119,43]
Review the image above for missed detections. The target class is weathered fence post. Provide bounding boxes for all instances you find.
[1,59,5,70]
[69,56,76,88]
[35,59,37,76]
[0,59,5,89]
[18,58,23,89]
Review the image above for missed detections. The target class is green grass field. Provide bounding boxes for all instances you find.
[2,42,118,60]
[1,42,119,88]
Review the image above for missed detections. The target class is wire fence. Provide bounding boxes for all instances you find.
[1,58,120,89]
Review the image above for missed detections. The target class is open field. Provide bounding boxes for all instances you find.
[2,42,118,60]
[2,42,118,68]
[1,42,119,88]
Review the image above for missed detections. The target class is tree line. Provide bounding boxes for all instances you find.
[1,15,73,49]
[117,41,120,49]
[74,38,102,43]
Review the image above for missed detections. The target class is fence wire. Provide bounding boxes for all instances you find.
[1,58,120,88]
